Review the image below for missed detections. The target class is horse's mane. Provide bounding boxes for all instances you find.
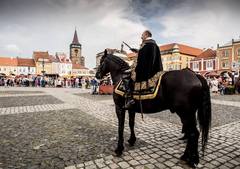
[108,54,130,71]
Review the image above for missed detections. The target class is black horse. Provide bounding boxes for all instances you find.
[96,50,211,168]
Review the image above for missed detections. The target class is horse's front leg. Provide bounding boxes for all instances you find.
[115,105,125,156]
[128,110,136,146]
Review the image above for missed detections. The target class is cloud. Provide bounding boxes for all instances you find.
[5,44,21,53]
[158,0,240,48]
[1,0,239,68]
[0,0,147,68]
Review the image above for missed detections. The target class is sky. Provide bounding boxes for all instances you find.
[0,0,240,68]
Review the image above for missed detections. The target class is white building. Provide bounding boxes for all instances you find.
[56,52,72,76]
[16,58,36,75]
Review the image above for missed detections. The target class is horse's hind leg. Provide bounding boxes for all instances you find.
[180,113,200,168]
[176,111,187,141]
[128,110,136,146]
[115,105,125,156]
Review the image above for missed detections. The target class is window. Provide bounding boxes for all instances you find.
[172,56,180,61]
[167,64,174,70]
[175,64,181,70]
[193,62,199,70]
[206,60,213,69]
[222,61,229,68]
[222,50,229,57]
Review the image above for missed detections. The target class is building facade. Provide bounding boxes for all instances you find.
[160,43,203,71]
[56,52,72,76]
[189,49,217,74]
[72,64,91,76]
[16,58,36,75]
[33,51,53,75]
[217,39,240,73]
[0,57,36,76]
[0,57,18,76]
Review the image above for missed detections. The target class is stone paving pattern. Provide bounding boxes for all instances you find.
[0,87,239,169]
[0,109,147,169]
[0,95,63,108]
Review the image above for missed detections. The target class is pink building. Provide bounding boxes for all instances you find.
[190,49,217,75]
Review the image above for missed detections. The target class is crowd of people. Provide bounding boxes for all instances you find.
[206,72,239,95]
[0,75,95,89]
[0,72,239,95]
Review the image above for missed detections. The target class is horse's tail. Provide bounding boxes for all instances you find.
[196,74,212,155]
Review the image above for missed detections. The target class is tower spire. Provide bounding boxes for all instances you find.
[72,28,80,44]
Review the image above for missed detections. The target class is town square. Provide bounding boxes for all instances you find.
[1,0,240,169]
[0,87,240,169]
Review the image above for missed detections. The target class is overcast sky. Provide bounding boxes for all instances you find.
[0,0,240,68]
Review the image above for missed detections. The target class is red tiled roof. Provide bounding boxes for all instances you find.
[0,57,36,67]
[72,63,88,69]
[33,51,51,62]
[192,49,216,61]
[49,55,59,62]
[0,57,18,66]
[197,49,216,58]
[17,58,36,67]
[160,43,203,56]
[56,53,71,63]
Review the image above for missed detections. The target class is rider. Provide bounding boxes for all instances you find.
[123,30,163,109]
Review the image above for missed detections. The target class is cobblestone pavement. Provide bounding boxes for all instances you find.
[0,87,239,169]
[211,94,240,102]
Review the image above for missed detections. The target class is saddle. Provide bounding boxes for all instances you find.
[115,71,166,100]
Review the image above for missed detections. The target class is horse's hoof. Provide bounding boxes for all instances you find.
[179,134,187,140]
[114,148,123,157]
[180,154,199,168]
[128,138,136,147]
[180,154,188,162]
[188,162,198,168]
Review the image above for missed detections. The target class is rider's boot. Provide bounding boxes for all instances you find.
[122,70,135,109]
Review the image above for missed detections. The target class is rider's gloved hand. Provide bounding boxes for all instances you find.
[130,48,138,53]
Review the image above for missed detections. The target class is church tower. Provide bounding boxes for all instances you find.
[70,29,85,66]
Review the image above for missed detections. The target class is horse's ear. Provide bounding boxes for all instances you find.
[104,49,108,56]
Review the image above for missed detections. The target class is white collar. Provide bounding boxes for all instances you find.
[146,37,152,40]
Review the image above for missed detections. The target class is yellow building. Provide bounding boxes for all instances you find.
[217,39,240,73]
[160,43,203,71]
[33,51,53,75]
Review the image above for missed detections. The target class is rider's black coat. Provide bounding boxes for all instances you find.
[135,39,163,82]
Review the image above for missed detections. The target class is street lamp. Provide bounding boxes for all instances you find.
[41,58,45,75]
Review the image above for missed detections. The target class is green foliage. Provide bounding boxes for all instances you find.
[225,85,235,95]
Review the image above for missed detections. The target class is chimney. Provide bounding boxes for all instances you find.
[217,44,219,48]
[232,39,234,44]
[121,43,123,53]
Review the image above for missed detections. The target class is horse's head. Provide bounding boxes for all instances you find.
[96,49,109,79]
